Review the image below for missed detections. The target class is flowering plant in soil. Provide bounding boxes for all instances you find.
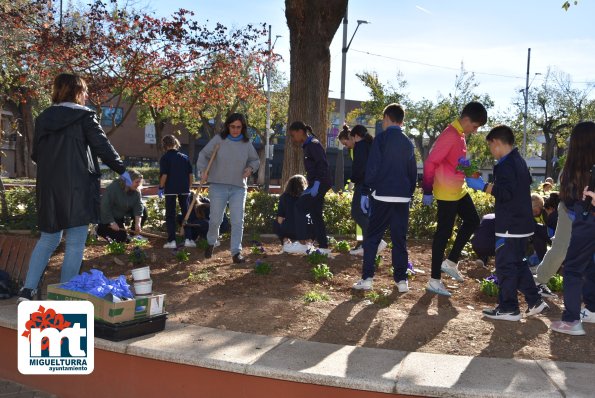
[129,246,147,265]
[305,249,329,265]
[254,259,272,275]
[547,274,563,292]
[175,248,190,262]
[480,274,499,297]
[311,263,333,282]
[456,156,481,178]
[335,240,351,253]
[105,241,126,255]
[250,245,266,255]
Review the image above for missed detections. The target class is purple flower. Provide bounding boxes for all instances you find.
[256,259,263,265]
[486,274,499,285]
[458,157,471,168]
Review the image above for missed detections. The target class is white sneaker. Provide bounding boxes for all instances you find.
[284,241,311,254]
[441,259,464,281]
[377,239,388,254]
[353,278,373,290]
[349,245,364,256]
[396,280,409,293]
[426,278,452,297]
[184,239,196,248]
[581,308,595,323]
[282,241,293,253]
[317,247,332,255]
[163,241,177,249]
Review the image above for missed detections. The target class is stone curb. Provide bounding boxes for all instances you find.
[1,299,592,397]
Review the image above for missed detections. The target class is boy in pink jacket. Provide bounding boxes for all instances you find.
[422,102,487,296]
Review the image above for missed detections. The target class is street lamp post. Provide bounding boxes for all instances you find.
[264,25,281,192]
[522,48,531,158]
[334,10,369,190]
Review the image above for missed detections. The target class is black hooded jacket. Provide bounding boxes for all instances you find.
[32,104,125,233]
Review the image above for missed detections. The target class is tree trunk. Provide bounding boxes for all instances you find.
[282,0,348,186]
[7,99,35,178]
[257,147,266,185]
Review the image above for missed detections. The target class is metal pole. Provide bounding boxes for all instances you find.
[523,48,531,158]
[334,10,349,191]
[264,25,272,192]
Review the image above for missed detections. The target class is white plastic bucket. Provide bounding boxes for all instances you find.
[134,279,153,295]
[131,266,150,281]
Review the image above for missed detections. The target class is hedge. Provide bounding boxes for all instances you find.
[2,186,495,240]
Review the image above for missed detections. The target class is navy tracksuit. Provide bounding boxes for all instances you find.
[160,149,194,242]
[362,126,417,282]
[350,139,373,239]
[561,203,595,322]
[491,148,540,312]
[295,136,332,248]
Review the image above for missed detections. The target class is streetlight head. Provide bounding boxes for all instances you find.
[356,20,370,25]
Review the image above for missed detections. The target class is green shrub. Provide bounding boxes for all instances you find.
[144,196,166,231]
[244,191,279,234]
[311,263,333,282]
[547,274,563,292]
[2,186,37,231]
[323,191,353,235]
[130,236,149,247]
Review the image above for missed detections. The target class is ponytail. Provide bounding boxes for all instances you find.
[289,121,317,138]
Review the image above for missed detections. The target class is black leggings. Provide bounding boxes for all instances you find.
[431,194,480,279]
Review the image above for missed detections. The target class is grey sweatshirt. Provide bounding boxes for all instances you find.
[196,135,260,188]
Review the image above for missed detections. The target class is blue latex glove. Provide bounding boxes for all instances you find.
[120,171,132,187]
[310,181,320,197]
[466,176,486,191]
[360,195,370,214]
[158,187,164,199]
[422,194,433,206]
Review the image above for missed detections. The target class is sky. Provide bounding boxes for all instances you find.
[146,0,595,114]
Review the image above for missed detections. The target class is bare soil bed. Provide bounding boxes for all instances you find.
[38,236,593,364]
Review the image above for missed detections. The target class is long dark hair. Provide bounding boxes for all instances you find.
[220,113,250,142]
[284,174,307,197]
[288,121,316,138]
[559,121,595,202]
[351,124,372,144]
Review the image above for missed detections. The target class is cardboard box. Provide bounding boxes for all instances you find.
[47,283,166,324]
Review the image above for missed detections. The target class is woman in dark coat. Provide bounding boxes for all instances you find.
[18,73,130,301]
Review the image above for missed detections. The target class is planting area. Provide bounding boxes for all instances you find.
[35,235,592,364]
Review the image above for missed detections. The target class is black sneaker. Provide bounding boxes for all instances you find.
[482,307,521,321]
[525,298,550,317]
[232,253,246,264]
[17,288,34,303]
[537,283,556,298]
[204,244,214,259]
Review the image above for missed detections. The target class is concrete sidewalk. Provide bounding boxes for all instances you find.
[1,298,593,397]
[0,378,56,398]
